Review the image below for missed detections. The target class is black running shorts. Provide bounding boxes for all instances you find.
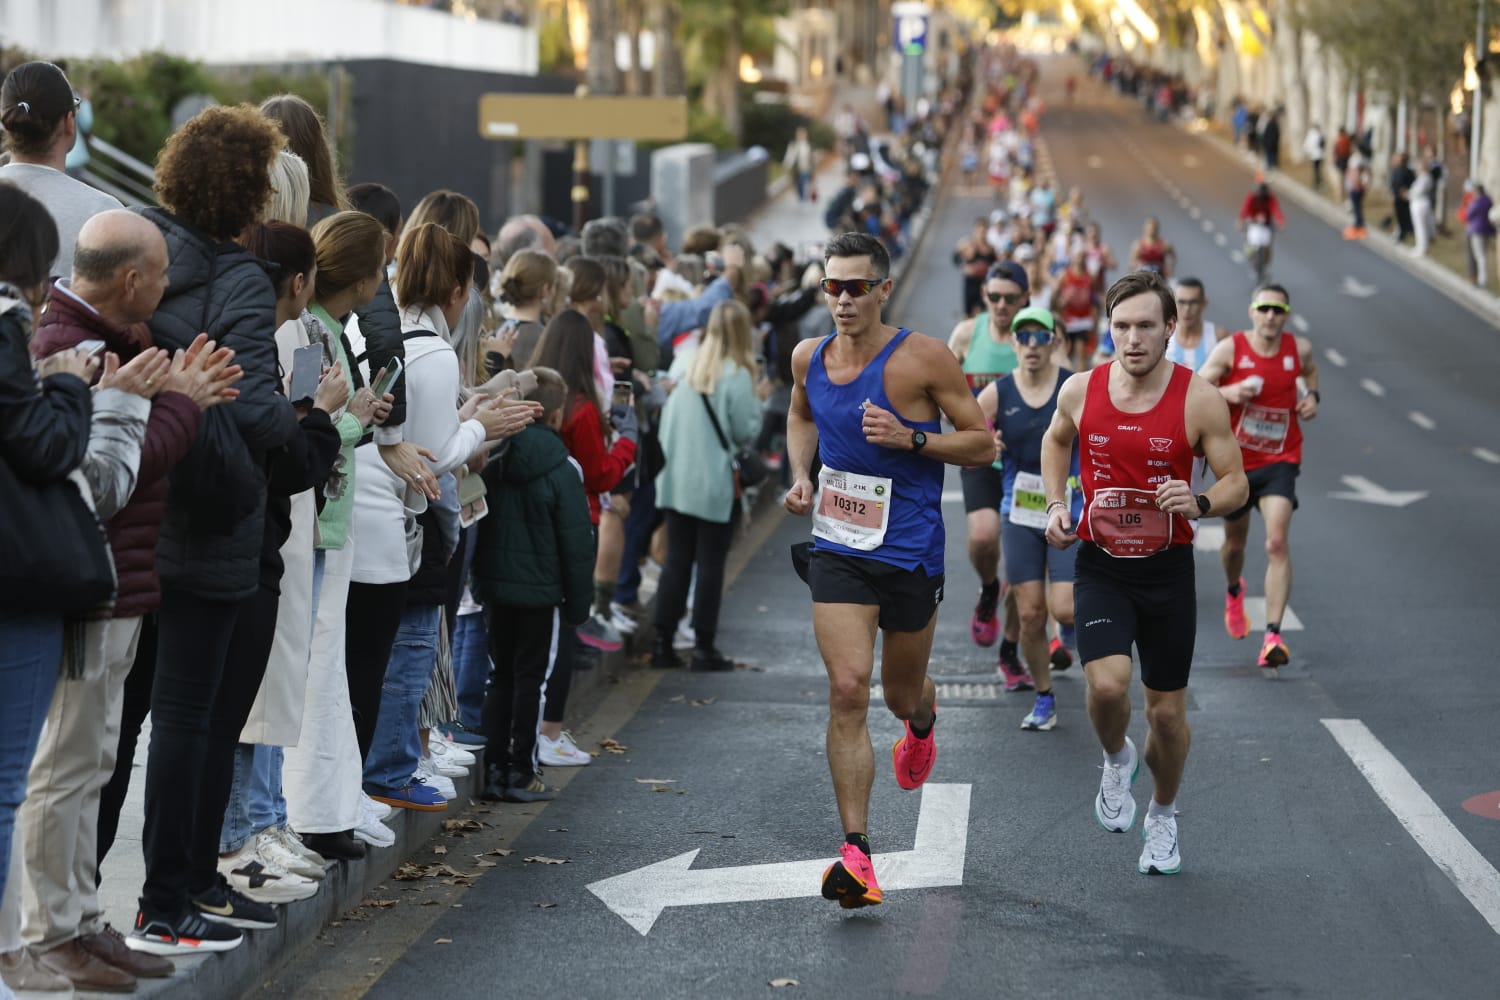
[1225,461,1299,521]
[959,463,1004,514]
[806,550,944,633]
[1073,542,1196,692]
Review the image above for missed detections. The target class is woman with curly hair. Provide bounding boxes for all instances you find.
[128,103,300,956]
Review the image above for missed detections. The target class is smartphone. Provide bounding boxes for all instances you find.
[612,379,634,408]
[371,356,404,398]
[289,343,323,406]
[75,339,107,357]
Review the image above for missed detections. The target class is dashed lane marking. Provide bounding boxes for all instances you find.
[1214,233,1228,247]
[1325,348,1348,367]
[1408,412,1436,431]
[1475,448,1500,464]
[1360,379,1386,397]
[871,683,1000,702]
[1201,219,1215,233]
[1291,315,1310,332]
[1230,250,1245,264]
[1189,206,1201,220]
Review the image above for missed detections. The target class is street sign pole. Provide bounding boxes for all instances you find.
[892,1,930,112]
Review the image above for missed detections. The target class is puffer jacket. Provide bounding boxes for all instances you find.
[33,285,201,618]
[471,423,594,623]
[137,207,298,602]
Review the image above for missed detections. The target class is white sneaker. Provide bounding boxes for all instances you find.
[608,606,639,636]
[430,737,475,768]
[270,825,327,873]
[1094,736,1139,833]
[219,842,318,904]
[354,798,397,848]
[364,794,393,821]
[255,828,325,881]
[673,621,695,651]
[414,759,458,800]
[537,731,593,767]
[1139,813,1182,875]
[423,749,468,779]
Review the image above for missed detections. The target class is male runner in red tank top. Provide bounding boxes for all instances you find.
[1041,271,1247,876]
[1197,283,1319,671]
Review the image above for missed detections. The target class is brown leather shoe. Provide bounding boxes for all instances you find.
[0,945,73,991]
[79,924,174,979]
[38,938,136,993]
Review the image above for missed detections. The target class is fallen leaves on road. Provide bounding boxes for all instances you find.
[393,862,479,881]
[432,845,448,856]
[599,738,629,754]
[475,859,497,868]
[769,978,800,988]
[434,938,452,945]
[442,818,486,833]
[524,856,569,865]
[636,778,676,784]
[689,697,716,707]
[484,848,514,857]
[534,902,558,909]
[420,900,438,906]
[669,694,686,703]
[359,898,398,909]
[548,827,569,832]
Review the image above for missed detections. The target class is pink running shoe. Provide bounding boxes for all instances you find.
[970,586,1001,647]
[1257,632,1290,669]
[1224,580,1250,639]
[997,648,1035,692]
[821,843,883,909]
[891,712,937,790]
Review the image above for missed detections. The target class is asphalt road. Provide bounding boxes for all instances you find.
[302,67,1500,1000]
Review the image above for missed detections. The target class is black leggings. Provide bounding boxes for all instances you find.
[140,588,242,916]
[188,581,279,896]
[652,508,736,650]
[346,581,408,762]
[97,614,156,879]
[481,606,559,778]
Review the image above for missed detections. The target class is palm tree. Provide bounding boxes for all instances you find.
[678,0,787,142]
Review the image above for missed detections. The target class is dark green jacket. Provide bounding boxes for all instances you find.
[472,424,594,623]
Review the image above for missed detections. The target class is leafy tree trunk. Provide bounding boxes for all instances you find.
[654,0,685,96]
[623,0,645,96]
[718,13,744,142]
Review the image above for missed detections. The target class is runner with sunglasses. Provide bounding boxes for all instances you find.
[785,232,994,910]
[975,307,1082,732]
[1042,270,1247,876]
[1196,284,1319,672]
[946,261,1031,686]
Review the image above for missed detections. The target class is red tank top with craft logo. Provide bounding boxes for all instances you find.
[1222,330,1303,470]
[1076,362,1198,557]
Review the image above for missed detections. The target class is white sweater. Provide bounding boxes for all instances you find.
[349,305,485,584]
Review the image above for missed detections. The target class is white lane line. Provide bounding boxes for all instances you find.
[1360,378,1386,397]
[1201,219,1215,233]
[1325,348,1348,367]
[941,489,964,503]
[1230,250,1245,264]
[1475,447,1500,464]
[1324,719,1500,938]
[1408,412,1437,431]
[1214,232,1228,247]
[1194,523,1224,552]
[1189,206,1201,220]
[1291,315,1310,333]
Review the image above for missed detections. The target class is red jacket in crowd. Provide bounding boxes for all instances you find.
[559,393,636,525]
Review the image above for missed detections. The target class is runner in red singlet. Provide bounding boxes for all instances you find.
[1054,249,1099,371]
[1041,271,1246,876]
[1196,283,1319,671]
[1129,217,1175,279]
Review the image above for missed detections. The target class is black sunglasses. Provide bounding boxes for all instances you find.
[820,277,884,298]
[1012,326,1053,346]
[1252,301,1289,314]
[987,291,1024,305]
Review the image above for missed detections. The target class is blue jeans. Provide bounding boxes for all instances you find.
[614,473,657,605]
[219,744,285,853]
[0,612,63,907]
[452,611,490,731]
[794,171,812,201]
[362,604,441,792]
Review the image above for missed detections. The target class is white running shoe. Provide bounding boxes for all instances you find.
[537,731,593,767]
[414,759,458,800]
[673,621,695,651]
[1094,736,1139,833]
[270,825,327,874]
[430,737,476,768]
[218,843,318,904]
[254,828,325,881]
[608,606,639,636]
[353,798,397,848]
[364,794,393,821]
[1139,813,1182,875]
[423,749,468,779]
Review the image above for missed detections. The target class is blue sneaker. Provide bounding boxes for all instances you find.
[366,778,447,812]
[1021,692,1057,731]
[438,721,487,749]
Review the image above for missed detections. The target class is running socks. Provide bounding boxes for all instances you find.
[1148,799,1175,819]
[981,578,1000,600]
[1105,744,1132,767]
[1266,622,1281,635]
[909,709,936,741]
[845,832,871,857]
[1227,581,1243,597]
[999,638,1018,661]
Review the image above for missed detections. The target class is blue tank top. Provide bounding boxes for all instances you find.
[807,329,945,574]
[993,370,1082,518]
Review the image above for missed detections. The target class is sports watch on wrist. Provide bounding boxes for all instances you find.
[911,430,928,452]
[1195,494,1211,517]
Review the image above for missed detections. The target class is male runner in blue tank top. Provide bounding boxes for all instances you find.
[784,233,995,909]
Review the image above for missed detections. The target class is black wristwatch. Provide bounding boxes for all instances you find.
[1310,389,1321,403]
[1195,494,1211,517]
[911,430,928,452]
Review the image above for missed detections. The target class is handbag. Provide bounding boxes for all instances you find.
[404,513,424,577]
[700,390,766,497]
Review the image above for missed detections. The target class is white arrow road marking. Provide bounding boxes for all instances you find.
[1324,719,1500,938]
[1325,348,1348,367]
[1291,315,1309,332]
[1340,276,1378,298]
[1474,447,1500,464]
[1328,474,1427,507]
[587,784,971,935]
[1360,378,1385,397]
[1214,232,1228,247]
[1408,411,1436,430]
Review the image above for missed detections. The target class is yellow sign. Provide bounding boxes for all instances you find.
[477,94,689,141]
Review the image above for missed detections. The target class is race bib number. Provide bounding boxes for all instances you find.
[1009,470,1065,530]
[1235,403,1291,453]
[1086,488,1173,559]
[812,467,893,552]
[1246,223,1274,247]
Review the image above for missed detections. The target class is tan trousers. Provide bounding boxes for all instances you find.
[19,617,141,950]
